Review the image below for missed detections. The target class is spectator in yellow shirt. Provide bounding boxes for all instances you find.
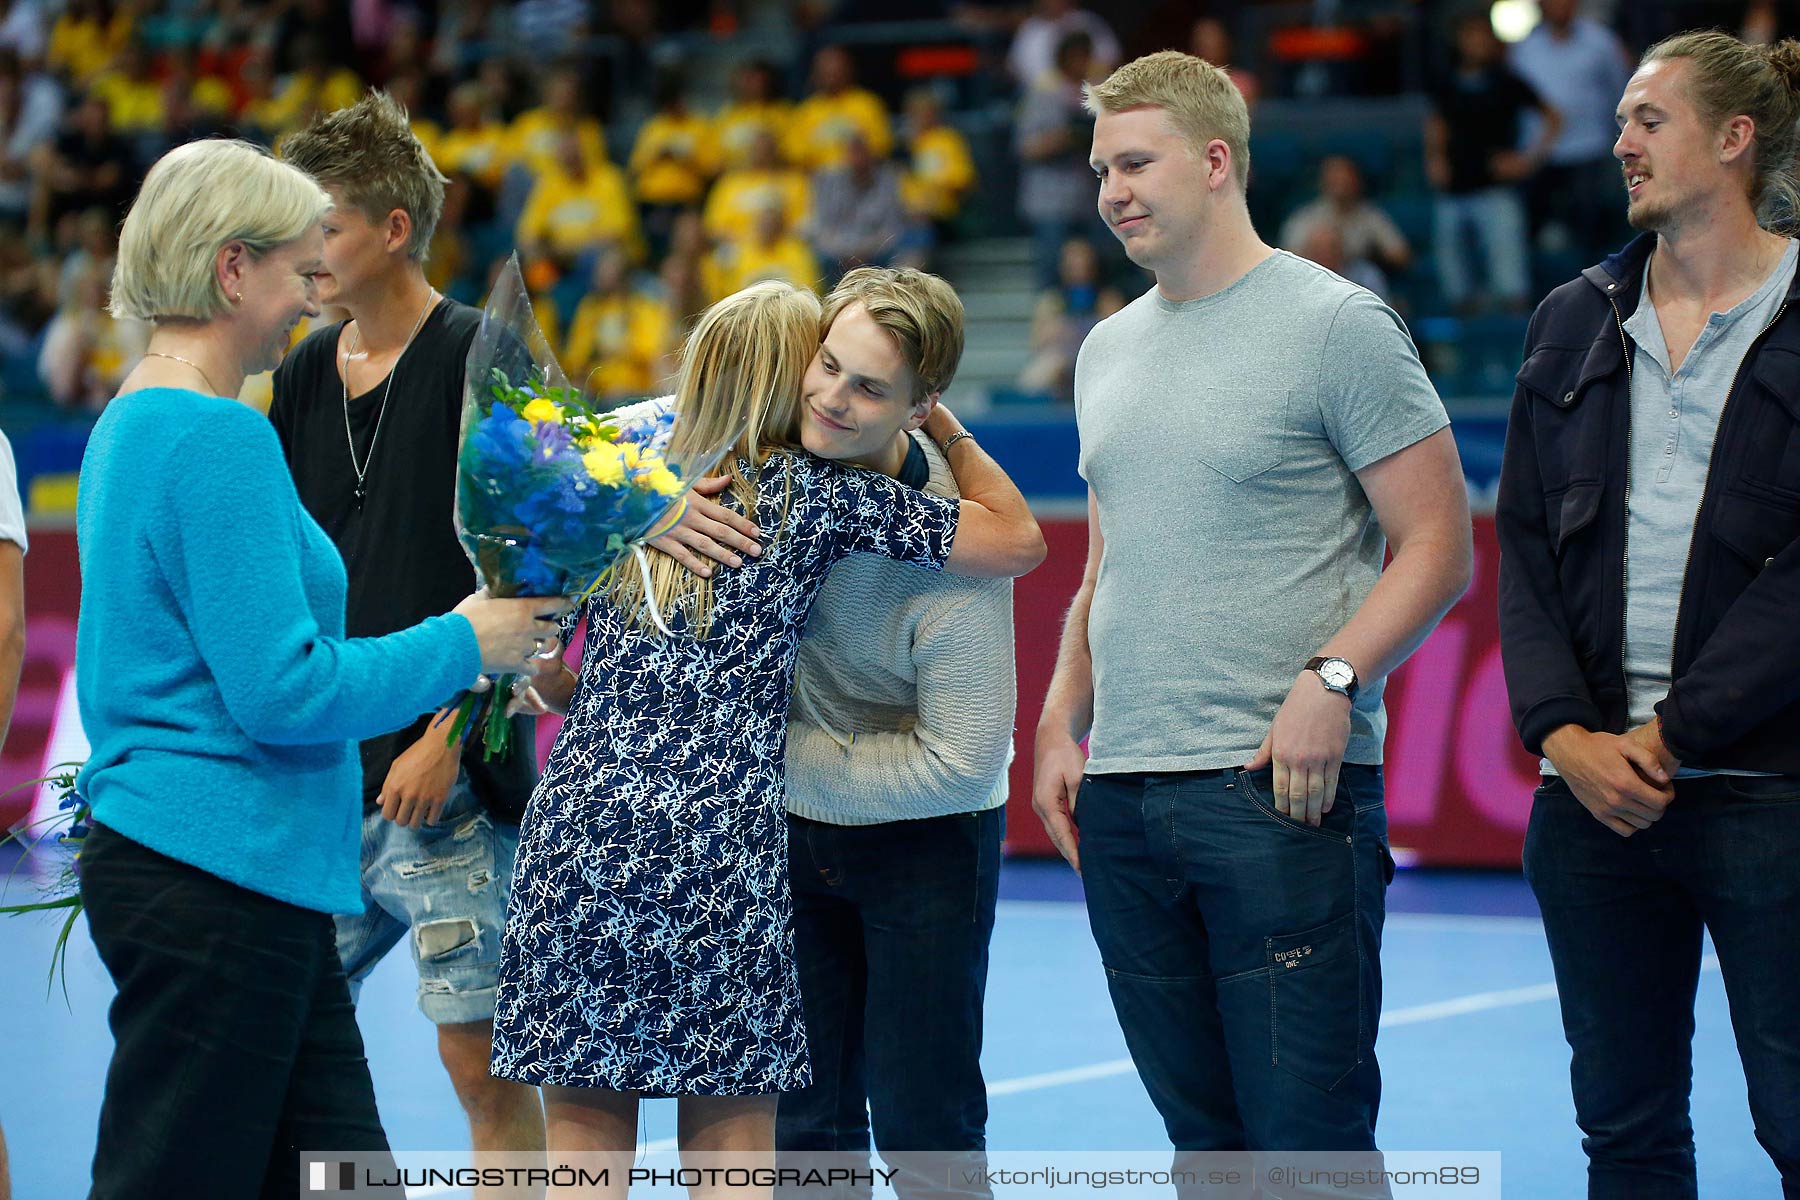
[900,87,975,228]
[436,80,510,191]
[629,71,719,256]
[563,247,670,400]
[251,37,361,136]
[46,0,131,86]
[715,60,791,171]
[517,131,643,270]
[90,40,162,134]
[162,47,235,118]
[709,204,820,299]
[38,254,147,411]
[508,68,606,177]
[783,45,891,173]
[703,129,809,249]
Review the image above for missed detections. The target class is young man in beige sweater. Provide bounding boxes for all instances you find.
[777,268,1018,1199]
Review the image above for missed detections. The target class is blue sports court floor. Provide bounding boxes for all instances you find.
[0,857,1780,1198]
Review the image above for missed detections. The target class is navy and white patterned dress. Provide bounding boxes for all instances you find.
[490,449,959,1094]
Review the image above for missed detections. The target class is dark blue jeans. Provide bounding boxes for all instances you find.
[80,823,398,1199]
[1524,774,1800,1200]
[1077,766,1394,1158]
[776,807,1003,1199]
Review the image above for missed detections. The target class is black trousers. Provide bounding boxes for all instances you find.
[80,823,398,1199]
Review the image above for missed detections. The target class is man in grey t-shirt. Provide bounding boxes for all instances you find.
[1033,51,1472,1156]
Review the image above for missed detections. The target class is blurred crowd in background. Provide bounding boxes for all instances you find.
[0,0,1790,494]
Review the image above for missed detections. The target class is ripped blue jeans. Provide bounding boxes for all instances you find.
[335,775,520,1025]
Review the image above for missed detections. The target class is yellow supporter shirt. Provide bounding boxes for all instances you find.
[410,119,446,170]
[47,13,132,84]
[628,112,719,207]
[702,168,810,246]
[564,292,670,397]
[190,75,236,115]
[507,108,607,175]
[255,68,364,135]
[903,125,976,221]
[709,237,820,299]
[516,160,643,260]
[714,100,793,169]
[783,89,892,171]
[91,72,164,133]
[437,123,511,188]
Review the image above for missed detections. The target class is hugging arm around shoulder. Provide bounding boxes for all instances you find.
[935,435,1046,579]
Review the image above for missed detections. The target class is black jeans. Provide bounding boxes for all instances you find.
[1076,767,1394,1175]
[81,823,397,1199]
[1525,774,1800,1200]
[777,807,1003,1199]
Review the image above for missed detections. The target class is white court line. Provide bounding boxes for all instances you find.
[999,898,1548,935]
[410,935,1720,1192]
[982,954,1721,1098]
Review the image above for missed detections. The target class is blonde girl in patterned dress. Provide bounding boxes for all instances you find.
[489,280,1043,1195]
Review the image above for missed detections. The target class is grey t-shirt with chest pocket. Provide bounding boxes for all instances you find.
[1073,250,1450,774]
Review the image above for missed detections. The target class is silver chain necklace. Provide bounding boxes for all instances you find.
[342,288,438,504]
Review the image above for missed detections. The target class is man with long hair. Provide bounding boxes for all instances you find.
[1499,30,1800,1196]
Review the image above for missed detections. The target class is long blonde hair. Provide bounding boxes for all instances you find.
[609,280,820,634]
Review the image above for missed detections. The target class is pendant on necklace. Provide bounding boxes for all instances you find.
[354,483,367,504]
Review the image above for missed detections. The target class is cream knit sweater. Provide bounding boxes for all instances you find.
[784,430,1016,824]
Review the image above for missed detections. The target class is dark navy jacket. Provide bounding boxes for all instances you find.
[1497,233,1800,771]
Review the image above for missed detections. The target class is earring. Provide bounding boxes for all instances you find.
[236,292,243,302]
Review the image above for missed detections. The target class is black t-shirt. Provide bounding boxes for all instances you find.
[899,435,929,490]
[1430,63,1544,194]
[270,298,538,819]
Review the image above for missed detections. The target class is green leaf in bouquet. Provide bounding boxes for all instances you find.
[1,762,92,1001]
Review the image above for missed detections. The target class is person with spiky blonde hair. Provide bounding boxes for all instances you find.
[271,93,556,1181]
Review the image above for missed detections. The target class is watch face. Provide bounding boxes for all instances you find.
[1321,659,1355,689]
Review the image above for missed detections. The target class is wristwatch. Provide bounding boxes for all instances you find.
[1306,656,1359,701]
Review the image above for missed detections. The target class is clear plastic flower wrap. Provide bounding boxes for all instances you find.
[449,255,739,759]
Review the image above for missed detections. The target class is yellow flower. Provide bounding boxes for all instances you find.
[642,465,683,496]
[522,397,565,425]
[620,442,642,469]
[582,443,627,486]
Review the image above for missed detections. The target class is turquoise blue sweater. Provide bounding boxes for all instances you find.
[75,388,482,913]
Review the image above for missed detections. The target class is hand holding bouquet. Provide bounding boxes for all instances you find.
[449,256,735,758]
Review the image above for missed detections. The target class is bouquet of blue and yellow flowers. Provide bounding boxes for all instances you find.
[449,256,735,759]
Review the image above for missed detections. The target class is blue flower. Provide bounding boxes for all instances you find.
[508,543,563,595]
[470,407,535,472]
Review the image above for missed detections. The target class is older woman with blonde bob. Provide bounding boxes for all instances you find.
[487,280,1042,1194]
[76,138,569,1199]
